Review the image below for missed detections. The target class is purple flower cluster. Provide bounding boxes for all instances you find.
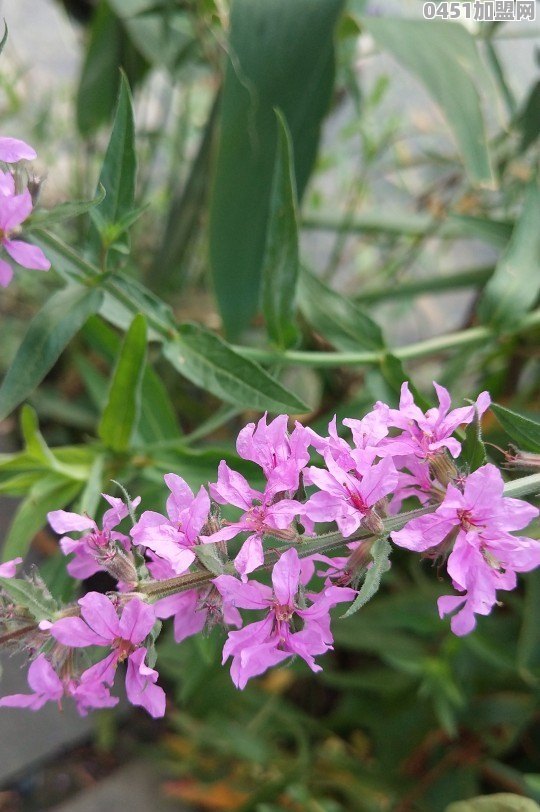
[1,383,538,717]
[0,136,50,287]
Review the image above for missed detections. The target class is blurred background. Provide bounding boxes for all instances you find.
[0,0,540,810]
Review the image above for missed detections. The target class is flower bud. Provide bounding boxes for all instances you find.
[361,508,384,536]
[429,451,458,488]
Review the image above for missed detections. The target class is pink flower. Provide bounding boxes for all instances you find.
[49,593,165,717]
[204,461,303,580]
[0,170,50,288]
[154,586,242,644]
[304,454,398,537]
[0,137,37,163]
[130,474,210,575]
[392,464,540,634]
[377,382,490,461]
[0,557,23,578]
[237,413,310,497]
[214,548,355,688]
[48,494,139,581]
[0,655,64,710]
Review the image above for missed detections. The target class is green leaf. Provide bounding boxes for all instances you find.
[517,570,540,682]
[341,538,392,618]
[478,182,540,331]
[261,109,300,350]
[491,403,540,453]
[445,795,540,812]
[299,268,385,352]
[76,0,148,135]
[0,578,58,622]
[89,71,137,260]
[20,405,88,481]
[209,0,344,338]
[0,285,104,421]
[460,404,487,472]
[362,18,493,186]
[2,475,82,562]
[163,323,309,413]
[25,185,106,230]
[76,453,106,516]
[517,79,540,153]
[98,314,147,451]
[378,355,432,411]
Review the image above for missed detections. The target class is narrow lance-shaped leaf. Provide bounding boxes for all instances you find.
[0,578,58,623]
[210,0,344,339]
[299,267,385,352]
[341,538,392,618]
[362,18,494,187]
[2,475,82,562]
[25,185,106,230]
[491,402,540,453]
[0,285,104,421]
[99,313,148,452]
[261,109,300,349]
[478,181,540,331]
[163,323,309,414]
[89,71,137,261]
[460,402,487,472]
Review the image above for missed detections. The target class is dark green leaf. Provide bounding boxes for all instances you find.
[0,578,58,622]
[76,453,106,516]
[25,185,106,230]
[478,182,540,331]
[517,79,540,153]
[378,355,432,411]
[261,109,300,349]
[362,18,493,186]
[491,403,540,453]
[0,285,104,421]
[209,0,344,338]
[76,0,148,135]
[341,538,392,618]
[163,323,309,413]
[89,71,137,260]
[2,475,82,561]
[460,405,487,472]
[299,268,385,352]
[98,314,147,451]
[517,570,540,681]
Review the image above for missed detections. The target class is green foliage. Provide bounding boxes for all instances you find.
[98,313,147,452]
[341,538,392,618]
[261,110,300,350]
[0,577,58,622]
[362,18,493,186]
[491,403,540,453]
[209,0,344,338]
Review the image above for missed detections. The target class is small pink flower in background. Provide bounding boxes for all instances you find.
[377,382,490,461]
[204,461,303,580]
[0,137,37,163]
[0,557,23,578]
[214,548,355,688]
[304,454,398,537]
[131,474,209,576]
[237,413,311,497]
[49,592,165,717]
[48,494,139,580]
[392,464,540,634]
[0,169,50,287]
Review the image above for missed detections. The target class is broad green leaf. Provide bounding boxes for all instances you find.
[478,182,540,331]
[2,475,82,562]
[0,578,58,622]
[491,403,540,453]
[25,185,106,230]
[362,18,493,186]
[89,71,137,261]
[163,324,309,413]
[460,406,487,472]
[209,0,344,338]
[99,314,147,451]
[299,268,385,352]
[261,109,300,350]
[342,538,392,618]
[445,795,540,812]
[0,285,103,421]
[76,0,148,135]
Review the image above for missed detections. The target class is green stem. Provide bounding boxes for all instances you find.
[234,308,540,368]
